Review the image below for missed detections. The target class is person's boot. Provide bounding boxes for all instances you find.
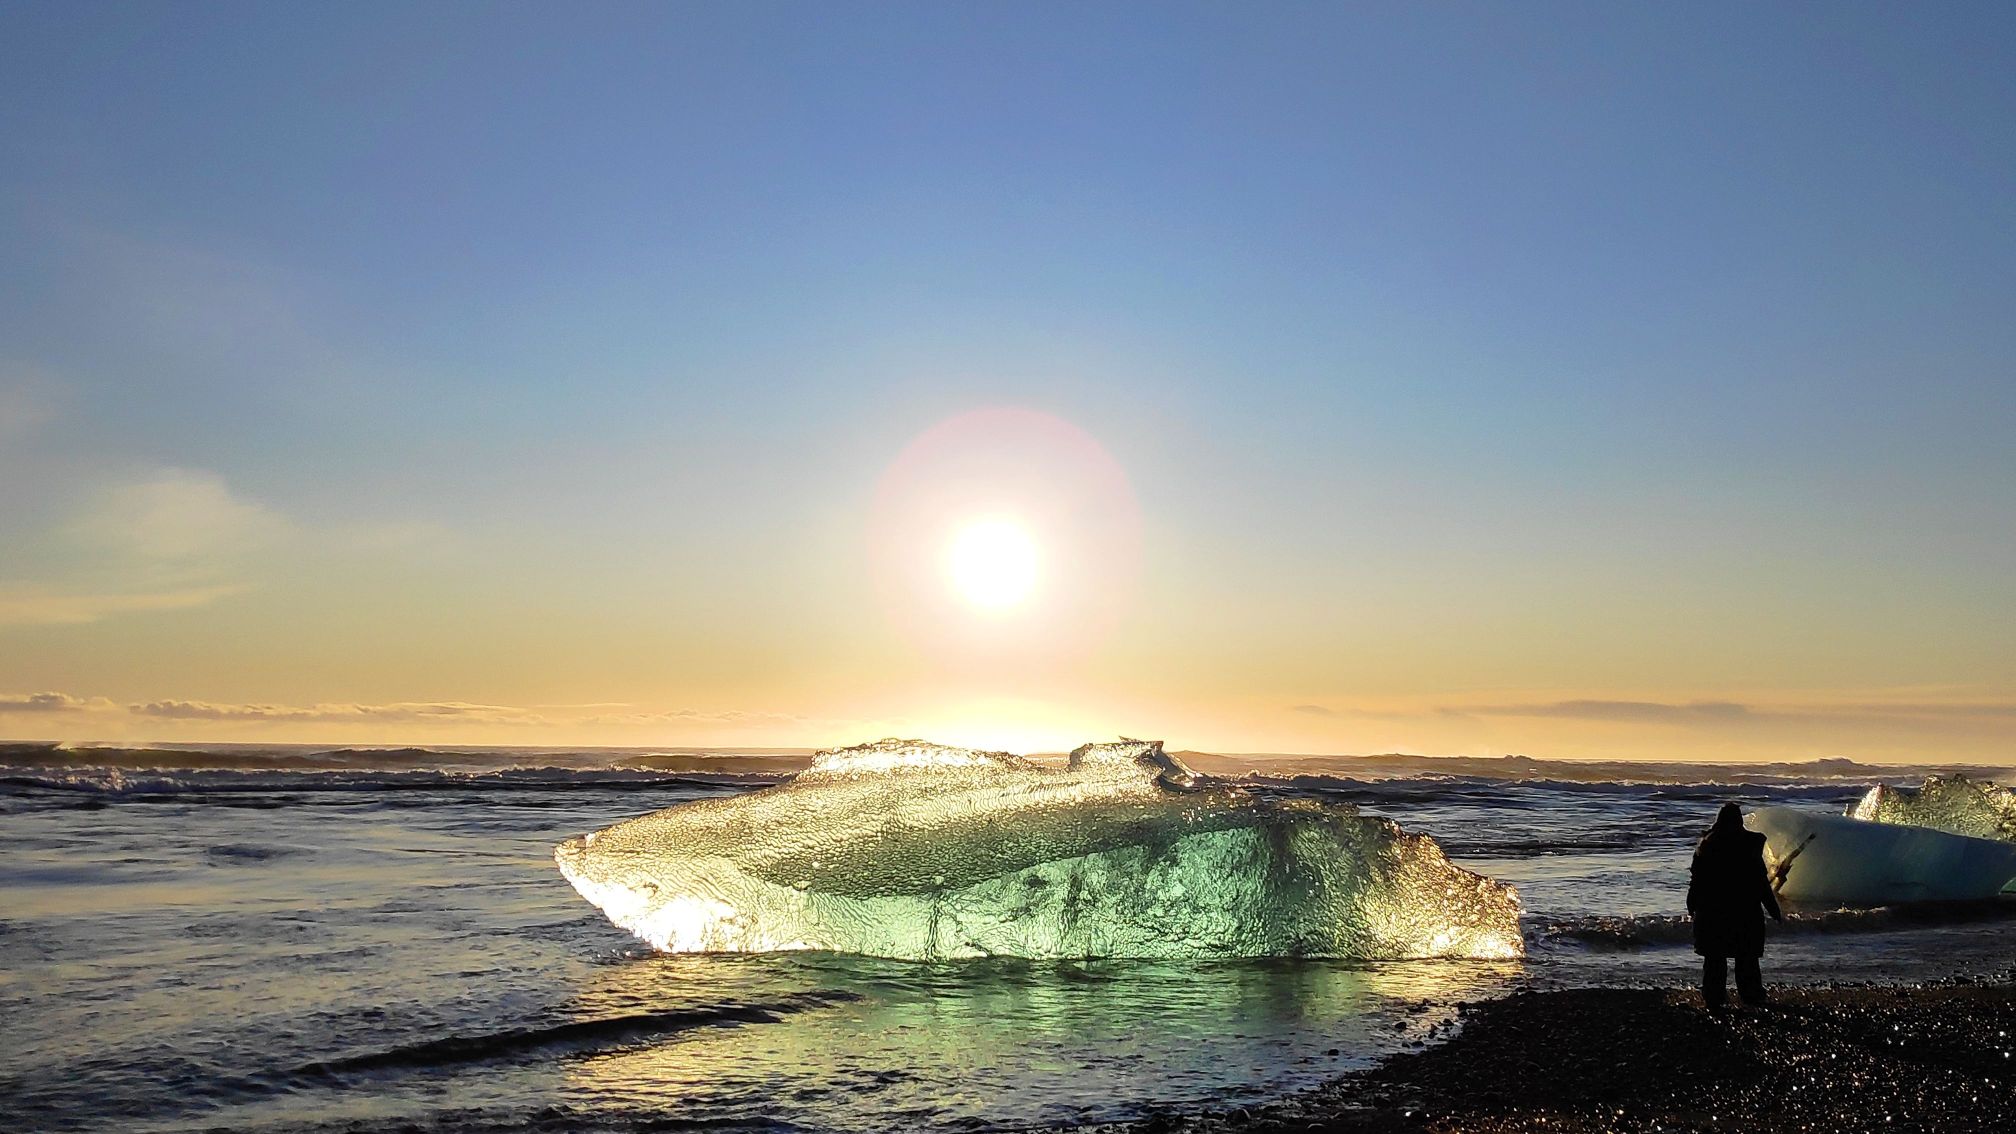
[1702,959,1729,1014]
[1736,959,1768,1009]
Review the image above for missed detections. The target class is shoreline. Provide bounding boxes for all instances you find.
[1103,979,2016,1133]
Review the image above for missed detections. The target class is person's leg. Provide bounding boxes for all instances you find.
[1736,955,1766,1006]
[1701,956,1728,1009]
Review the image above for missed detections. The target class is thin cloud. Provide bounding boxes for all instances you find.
[1,692,811,728]
[1818,703,2016,719]
[582,708,809,726]
[0,691,117,713]
[1283,703,1421,720]
[69,468,287,561]
[1448,698,2016,735]
[1289,698,2016,735]
[129,700,545,724]
[0,468,278,627]
[0,584,243,627]
[1457,699,1753,723]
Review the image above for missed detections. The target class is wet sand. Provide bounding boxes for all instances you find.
[1110,981,2016,1133]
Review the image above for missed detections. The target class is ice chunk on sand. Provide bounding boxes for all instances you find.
[556,739,1522,960]
[1848,775,2016,843]
[1749,806,2016,905]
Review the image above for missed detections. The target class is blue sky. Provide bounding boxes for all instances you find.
[2,2,2013,757]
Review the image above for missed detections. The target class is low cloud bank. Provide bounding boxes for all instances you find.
[0,690,804,732]
[129,699,539,724]
[1283,697,2016,733]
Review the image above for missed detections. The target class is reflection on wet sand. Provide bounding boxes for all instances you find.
[561,952,1521,1129]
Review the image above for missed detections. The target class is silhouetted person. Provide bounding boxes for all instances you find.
[1687,802,1782,1010]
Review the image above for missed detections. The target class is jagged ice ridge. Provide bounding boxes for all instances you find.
[1848,775,2016,843]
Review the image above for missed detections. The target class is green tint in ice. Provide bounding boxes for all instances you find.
[555,740,1523,960]
[1849,775,2016,843]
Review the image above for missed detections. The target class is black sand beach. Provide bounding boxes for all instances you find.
[1113,981,2016,1134]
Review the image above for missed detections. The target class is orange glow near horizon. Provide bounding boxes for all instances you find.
[5,399,2013,765]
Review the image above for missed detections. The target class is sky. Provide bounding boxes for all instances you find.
[2,1,2013,761]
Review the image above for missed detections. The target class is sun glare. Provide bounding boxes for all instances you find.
[944,519,1039,612]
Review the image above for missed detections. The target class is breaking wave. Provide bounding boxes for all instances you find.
[1538,900,2016,951]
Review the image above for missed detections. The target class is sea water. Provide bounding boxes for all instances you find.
[3,743,2012,1132]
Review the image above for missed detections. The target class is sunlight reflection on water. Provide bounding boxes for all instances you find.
[560,952,1516,1130]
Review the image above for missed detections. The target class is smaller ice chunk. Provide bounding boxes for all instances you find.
[1749,806,2016,905]
[1847,775,2016,843]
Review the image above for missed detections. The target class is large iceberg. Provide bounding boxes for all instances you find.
[1847,775,2016,843]
[1748,806,2016,905]
[555,739,1523,961]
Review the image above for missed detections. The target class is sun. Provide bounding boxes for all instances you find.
[944,518,1039,612]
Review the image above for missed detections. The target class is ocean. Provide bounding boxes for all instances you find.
[3,743,2012,1133]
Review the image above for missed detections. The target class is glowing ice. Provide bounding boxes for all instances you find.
[556,739,1523,960]
[1749,806,2016,905]
[1848,775,2016,843]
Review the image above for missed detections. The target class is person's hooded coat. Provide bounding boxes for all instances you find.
[1687,804,1783,958]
